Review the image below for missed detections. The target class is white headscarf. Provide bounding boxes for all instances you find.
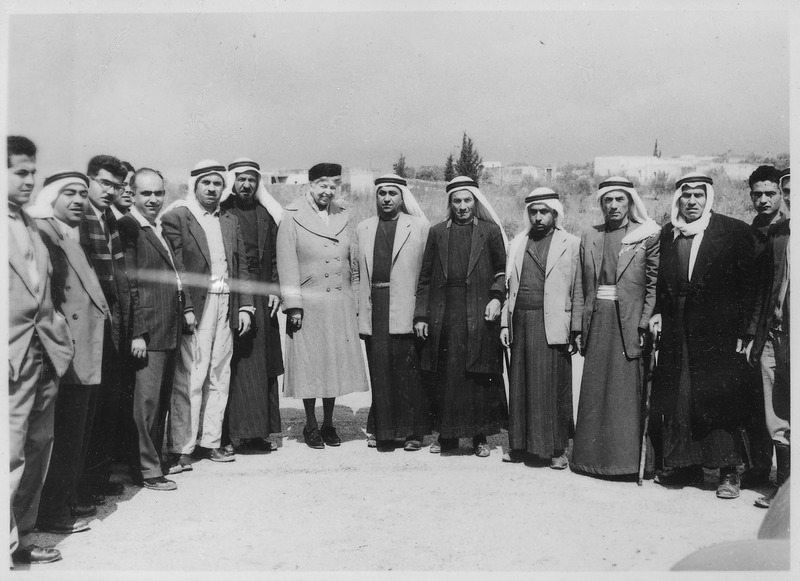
[596,176,660,244]
[161,159,227,215]
[222,158,283,225]
[671,173,715,237]
[374,173,426,221]
[779,168,790,194]
[26,171,90,219]
[446,176,509,248]
[506,187,565,282]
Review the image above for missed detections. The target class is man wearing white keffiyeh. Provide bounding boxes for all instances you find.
[414,176,508,457]
[355,174,432,451]
[650,172,757,500]
[571,176,660,478]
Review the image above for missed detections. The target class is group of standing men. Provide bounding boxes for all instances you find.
[8,130,790,567]
[8,136,284,566]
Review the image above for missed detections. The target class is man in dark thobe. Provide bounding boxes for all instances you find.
[220,158,284,453]
[414,176,508,457]
[650,173,756,500]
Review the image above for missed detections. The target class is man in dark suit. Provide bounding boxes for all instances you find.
[747,167,790,508]
[650,173,756,500]
[118,168,183,490]
[414,176,508,457]
[28,171,111,535]
[8,136,74,565]
[78,154,132,505]
[161,160,253,471]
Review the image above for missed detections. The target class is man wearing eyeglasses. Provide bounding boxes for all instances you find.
[78,154,133,506]
[118,168,183,491]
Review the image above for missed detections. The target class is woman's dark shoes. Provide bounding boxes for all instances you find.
[143,476,177,491]
[320,425,341,447]
[654,465,705,486]
[12,545,62,564]
[716,466,741,499]
[248,437,278,452]
[303,426,325,449]
[102,481,125,496]
[36,517,91,534]
[473,435,490,457]
[205,447,235,462]
[440,438,459,453]
[755,486,777,508]
[740,467,771,489]
[366,434,377,448]
[404,437,422,452]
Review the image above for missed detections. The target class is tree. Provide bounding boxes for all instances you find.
[444,153,455,182]
[393,154,407,178]
[454,132,483,183]
[417,165,445,182]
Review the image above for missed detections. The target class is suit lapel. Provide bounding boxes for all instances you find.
[616,242,639,281]
[219,211,235,270]
[514,236,526,281]
[9,224,37,297]
[691,214,727,282]
[53,222,109,314]
[187,213,211,268]
[363,217,377,281]
[257,206,269,264]
[438,221,450,279]
[392,214,412,266]
[466,219,485,279]
[589,226,603,284]
[545,229,568,278]
[142,225,173,267]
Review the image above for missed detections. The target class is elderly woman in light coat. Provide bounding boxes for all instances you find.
[277,163,369,449]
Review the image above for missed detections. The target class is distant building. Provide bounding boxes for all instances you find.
[594,155,757,184]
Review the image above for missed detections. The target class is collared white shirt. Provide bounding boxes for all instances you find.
[186,196,229,293]
[8,206,40,294]
[54,217,79,241]
[672,228,704,280]
[129,206,182,291]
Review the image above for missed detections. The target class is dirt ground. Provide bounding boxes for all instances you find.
[19,370,777,575]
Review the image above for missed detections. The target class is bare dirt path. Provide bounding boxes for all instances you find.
[21,386,770,574]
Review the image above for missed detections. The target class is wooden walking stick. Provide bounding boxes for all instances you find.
[638,333,658,486]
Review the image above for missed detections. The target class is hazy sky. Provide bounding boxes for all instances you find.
[6,3,791,181]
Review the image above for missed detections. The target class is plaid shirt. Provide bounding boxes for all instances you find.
[80,204,125,304]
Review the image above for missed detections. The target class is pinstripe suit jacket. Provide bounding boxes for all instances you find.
[118,213,182,351]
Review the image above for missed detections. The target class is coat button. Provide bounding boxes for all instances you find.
[324,243,328,247]
[326,287,331,292]
[336,257,340,261]
[336,286,342,290]
[325,273,329,278]
[72,313,78,320]
[326,259,330,263]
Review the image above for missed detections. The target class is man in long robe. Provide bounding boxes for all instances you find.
[650,173,756,500]
[355,174,431,451]
[414,176,508,457]
[501,188,582,467]
[571,177,660,477]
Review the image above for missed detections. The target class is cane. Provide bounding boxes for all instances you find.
[638,333,658,486]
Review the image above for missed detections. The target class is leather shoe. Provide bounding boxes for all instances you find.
[320,425,341,447]
[37,517,91,534]
[70,502,97,518]
[366,434,377,448]
[654,465,704,486]
[474,442,491,458]
[550,453,569,470]
[502,449,525,463]
[303,426,325,449]
[755,487,777,509]
[143,476,177,491]
[740,468,771,489]
[12,545,62,565]
[205,447,235,462]
[716,467,741,499]
[249,437,278,452]
[404,438,422,452]
[102,481,125,496]
[222,443,235,456]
